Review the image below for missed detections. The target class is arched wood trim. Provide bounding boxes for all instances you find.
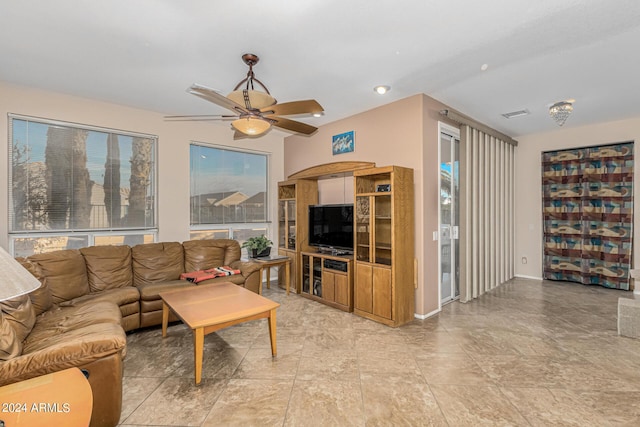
[288,161,376,180]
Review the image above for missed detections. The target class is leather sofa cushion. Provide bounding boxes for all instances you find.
[137,280,194,302]
[58,287,140,332]
[80,245,133,292]
[140,309,179,328]
[60,287,139,309]
[183,239,241,272]
[0,322,126,387]
[132,242,184,287]
[137,278,243,304]
[25,302,122,349]
[119,301,140,318]
[15,257,53,315]
[30,250,89,305]
[120,306,141,331]
[1,295,36,342]
[138,279,242,314]
[0,312,22,361]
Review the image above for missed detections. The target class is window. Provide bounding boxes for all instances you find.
[190,143,269,249]
[9,115,157,256]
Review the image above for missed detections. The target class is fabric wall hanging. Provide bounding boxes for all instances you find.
[542,142,634,290]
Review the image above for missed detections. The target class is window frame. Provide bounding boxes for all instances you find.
[189,142,271,249]
[8,114,158,255]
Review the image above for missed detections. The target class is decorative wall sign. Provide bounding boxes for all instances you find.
[332,131,355,155]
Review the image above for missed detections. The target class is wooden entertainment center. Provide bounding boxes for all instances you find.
[277,161,415,327]
[301,251,353,312]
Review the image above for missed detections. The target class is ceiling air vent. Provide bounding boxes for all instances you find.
[501,109,530,119]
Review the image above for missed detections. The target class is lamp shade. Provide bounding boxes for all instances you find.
[0,246,41,301]
[227,90,276,110]
[232,117,271,136]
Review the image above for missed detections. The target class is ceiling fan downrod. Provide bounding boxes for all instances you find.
[233,53,271,94]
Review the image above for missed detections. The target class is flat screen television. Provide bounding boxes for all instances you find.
[308,204,354,251]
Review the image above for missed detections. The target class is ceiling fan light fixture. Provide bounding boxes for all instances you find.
[374,85,391,95]
[227,89,276,110]
[549,100,574,126]
[172,54,322,137]
[232,116,271,136]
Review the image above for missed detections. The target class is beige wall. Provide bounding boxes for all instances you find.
[284,94,457,317]
[515,115,640,279]
[0,81,285,249]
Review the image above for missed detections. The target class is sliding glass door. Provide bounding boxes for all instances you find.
[440,128,460,304]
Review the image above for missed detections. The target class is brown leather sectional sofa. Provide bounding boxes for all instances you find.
[0,239,262,427]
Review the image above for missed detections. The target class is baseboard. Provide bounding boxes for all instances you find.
[514,274,543,281]
[414,307,440,320]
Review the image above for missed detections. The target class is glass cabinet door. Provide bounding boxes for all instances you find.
[374,195,392,265]
[355,196,371,262]
[312,257,322,297]
[287,200,296,249]
[278,199,297,250]
[302,254,311,294]
[278,200,287,247]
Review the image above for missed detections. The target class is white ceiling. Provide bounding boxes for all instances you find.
[2,0,640,138]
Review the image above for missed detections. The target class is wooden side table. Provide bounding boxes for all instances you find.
[252,255,292,295]
[0,367,93,426]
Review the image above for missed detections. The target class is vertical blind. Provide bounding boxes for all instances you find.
[459,125,516,302]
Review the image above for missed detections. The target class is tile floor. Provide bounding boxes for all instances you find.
[118,278,640,426]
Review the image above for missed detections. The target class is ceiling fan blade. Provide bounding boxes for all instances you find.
[188,84,248,114]
[260,100,323,116]
[266,116,318,135]
[164,114,238,121]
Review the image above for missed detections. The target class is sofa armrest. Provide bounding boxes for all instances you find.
[229,260,262,278]
[0,322,126,387]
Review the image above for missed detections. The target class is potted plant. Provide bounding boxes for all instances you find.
[242,235,273,258]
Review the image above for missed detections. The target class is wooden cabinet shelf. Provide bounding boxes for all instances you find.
[353,166,414,327]
[277,179,318,293]
[301,251,353,312]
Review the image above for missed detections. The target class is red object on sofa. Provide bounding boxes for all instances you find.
[179,266,241,284]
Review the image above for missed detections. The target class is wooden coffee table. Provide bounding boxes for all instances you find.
[160,282,280,385]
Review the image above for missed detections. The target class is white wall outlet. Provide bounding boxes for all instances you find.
[432,231,438,241]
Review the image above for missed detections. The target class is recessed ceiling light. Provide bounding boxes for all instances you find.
[481,63,489,71]
[374,85,391,95]
[501,109,530,119]
[312,112,322,117]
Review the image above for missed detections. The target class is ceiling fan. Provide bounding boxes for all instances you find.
[165,53,324,138]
